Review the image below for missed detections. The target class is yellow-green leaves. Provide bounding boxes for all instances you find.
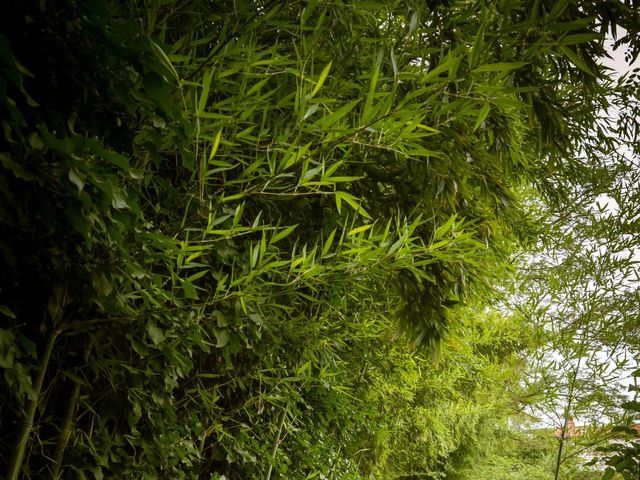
[149,39,179,82]
[433,214,458,241]
[209,129,223,162]
[310,99,360,129]
[424,51,462,82]
[5,2,634,479]
[308,61,332,99]
[335,191,371,219]
[474,103,491,132]
[270,224,298,244]
[348,224,373,237]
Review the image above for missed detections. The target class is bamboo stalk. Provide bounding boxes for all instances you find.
[50,339,92,479]
[6,327,60,480]
[264,406,287,480]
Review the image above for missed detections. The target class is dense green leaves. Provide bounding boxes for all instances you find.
[1,0,639,479]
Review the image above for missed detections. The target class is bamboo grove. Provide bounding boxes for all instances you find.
[1,1,639,479]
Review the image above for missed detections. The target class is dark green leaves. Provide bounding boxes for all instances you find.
[1,1,638,479]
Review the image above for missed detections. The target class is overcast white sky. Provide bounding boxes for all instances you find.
[528,35,640,429]
[603,31,640,75]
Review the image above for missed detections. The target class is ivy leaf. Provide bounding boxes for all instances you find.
[213,328,230,348]
[147,321,165,346]
[91,271,113,297]
[111,190,129,210]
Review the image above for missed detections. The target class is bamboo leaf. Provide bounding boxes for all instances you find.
[233,202,245,226]
[209,129,223,162]
[348,224,373,236]
[322,176,363,183]
[424,53,461,81]
[300,164,324,184]
[198,69,214,114]
[558,45,594,75]
[434,214,458,240]
[187,270,208,282]
[312,100,360,129]
[472,62,527,73]
[363,49,384,122]
[322,228,337,257]
[308,61,332,99]
[303,103,320,120]
[251,242,259,268]
[549,0,570,19]
[390,47,398,77]
[246,77,270,97]
[271,225,298,244]
[559,32,603,46]
[335,191,371,219]
[149,39,179,82]
[408,10,419,36]
[473,103,490,132]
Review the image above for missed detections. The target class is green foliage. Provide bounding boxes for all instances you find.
[0,0,638,479]
[512,86,640,478]
[452,418,605,480]
[592,369,640,480]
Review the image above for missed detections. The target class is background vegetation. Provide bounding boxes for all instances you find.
[1,0,639,479]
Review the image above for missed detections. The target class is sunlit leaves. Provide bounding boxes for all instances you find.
[1,0,639,479]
